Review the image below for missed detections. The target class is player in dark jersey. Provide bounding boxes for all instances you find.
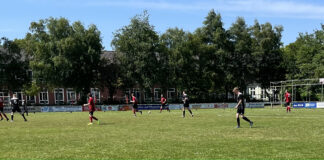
[160,94,170,113]
[130,93,142,117]
[284,90,292,113]
[10,94,27,122]
[84,93,99,125]
[182,91,193,118]
[22,100,28,116]
[233,87,253,128]
[0,97,9,121]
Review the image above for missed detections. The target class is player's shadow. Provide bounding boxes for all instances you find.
[99,122,115,126]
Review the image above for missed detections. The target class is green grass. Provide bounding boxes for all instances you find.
[1,108,324,160]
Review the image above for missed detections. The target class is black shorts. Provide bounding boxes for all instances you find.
[237,107,245,115]
[0,107,3,112]
[285,102,290,107]
[12,106,22,113]
[89,111,95,116]
[161,104,168,109]
[183,104,190,108]
[133,104,138,109]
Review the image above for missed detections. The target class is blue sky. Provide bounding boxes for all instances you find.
[1,0,324,50]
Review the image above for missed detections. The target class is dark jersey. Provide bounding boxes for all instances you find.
[183,95,189,107]
[237,93,245,108]
[11,98,19,108]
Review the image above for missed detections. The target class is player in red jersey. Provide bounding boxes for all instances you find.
[84,93,99,125]
[285,90,292,113]
[130,93,142,117]
[0,97,9,121]
[160,94,170,113]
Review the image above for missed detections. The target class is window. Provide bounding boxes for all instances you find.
[67,88,76,104]
[91,88,100,103]
[54,88,64,104]
[154,88,161,102]
[39,90,49,104]
[144,91,152,102]
[26,95,36,104]
[261,89,266,99]
[167,88,175,100]
[249,88,255,98]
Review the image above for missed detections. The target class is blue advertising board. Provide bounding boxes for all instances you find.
[305,102,317,108]
[293,102,305,108]
[138,104,164,110]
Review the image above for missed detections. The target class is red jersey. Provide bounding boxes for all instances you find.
[285,92,292,103]
[161,97,166,105]
[132,96,138,104]
[0,98,3,108]
[88,97,95,111]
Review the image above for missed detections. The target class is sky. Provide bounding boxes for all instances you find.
[1,0,324,50]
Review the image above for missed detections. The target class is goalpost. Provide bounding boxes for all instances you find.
[270,78,324,107]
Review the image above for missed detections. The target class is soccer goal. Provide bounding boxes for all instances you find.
[270,78,324,107]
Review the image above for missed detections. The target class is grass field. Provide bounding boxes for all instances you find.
[1,108,324,160]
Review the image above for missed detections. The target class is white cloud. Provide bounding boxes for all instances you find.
[85,0,324,19]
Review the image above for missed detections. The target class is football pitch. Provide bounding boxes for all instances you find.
[1,108,324,160]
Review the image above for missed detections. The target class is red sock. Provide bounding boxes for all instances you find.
[288,107,291,112]
[133,109,135,114]
[89,116,93,122]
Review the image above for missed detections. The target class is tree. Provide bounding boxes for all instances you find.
[250,21,285,88]
[194,10,231,100]
[0,37,29,91]
[282,24,324,101]
[111,11,160,94]
[20,17,102,94]
[228,17,254,92]
[98,52,122,103]
[283,24,324,79]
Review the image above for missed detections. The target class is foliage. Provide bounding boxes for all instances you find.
[0,37,29,91]
[20,17,102,93]
[112,11,160,92]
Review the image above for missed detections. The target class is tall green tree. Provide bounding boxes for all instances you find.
[283,24,324,79]
[228,17,254,92]
[98,52,122,103]
[0,37,29,91]
[283,25,324,101]
[250,21,284,88]
[111,11,160,92]
[20,17,102,93]
[195,10,231,99]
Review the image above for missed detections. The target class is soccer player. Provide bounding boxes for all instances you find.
[182,91,193,118]
[233,87,253,128]
[285,90,292,113]
[0,97,9,121]
[130,93,142,117]
[22,100,28,116]
[84,93,99,125]
[10,94,27,122]
[160,94,170,113]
